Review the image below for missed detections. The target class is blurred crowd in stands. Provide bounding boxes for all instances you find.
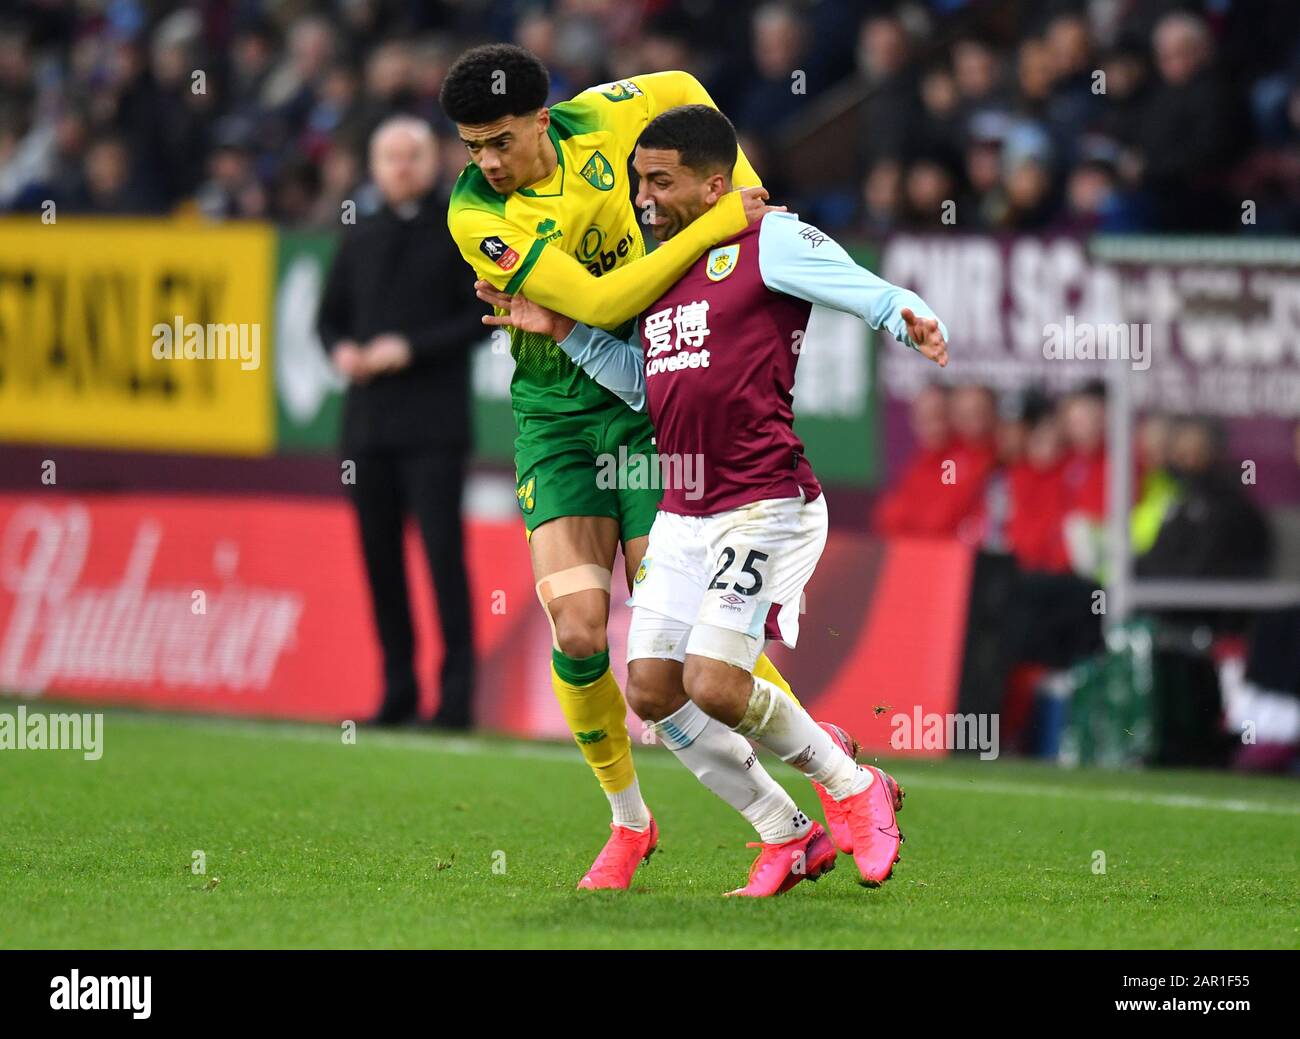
[871,381,1300,770]
[872,383,1274,582]
[1,0,1298,233]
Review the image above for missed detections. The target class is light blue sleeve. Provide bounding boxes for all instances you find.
[557,318,647,413]
[756,211,948,349]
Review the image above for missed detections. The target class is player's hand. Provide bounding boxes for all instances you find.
[366,334,412,373]
[901,307,948,367]
[738,185,787,225]
[475,279,575,341]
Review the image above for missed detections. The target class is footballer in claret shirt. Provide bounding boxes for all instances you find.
[478,104,949,894]
[442,44,821,896]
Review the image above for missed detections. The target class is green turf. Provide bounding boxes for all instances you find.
[1,705,1297,949]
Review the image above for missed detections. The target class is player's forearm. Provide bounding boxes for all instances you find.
[869,284,948,349]
[757,213,947,349]
[525,191,747,329]
[640,69,721,119]
[811,257,947,346]
[732,144,761,190]
[637,71,760,188]
[556,321,646,412]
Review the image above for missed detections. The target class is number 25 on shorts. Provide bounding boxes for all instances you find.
[709,548,769,596]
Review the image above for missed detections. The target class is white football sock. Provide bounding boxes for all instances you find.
[734,675,872,801]
[744,787,812,845]
[655,699,809,844]
[607,776,651,831]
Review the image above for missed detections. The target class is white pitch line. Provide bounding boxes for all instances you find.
[66,710,1300,819]
[890,776,1300,818]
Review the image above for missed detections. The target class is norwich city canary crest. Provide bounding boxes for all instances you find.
[706,245,739,281]
[580,151,616,191]
[634,559,649,585]
[516,476,536,514]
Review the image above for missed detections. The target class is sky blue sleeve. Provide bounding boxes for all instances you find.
[556,319,647,413]
[756,212,948,349]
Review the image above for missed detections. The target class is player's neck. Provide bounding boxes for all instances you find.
[520,134,559,190]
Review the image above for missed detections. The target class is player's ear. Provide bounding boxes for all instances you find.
[704,172,727,205]
[536,107,550,135]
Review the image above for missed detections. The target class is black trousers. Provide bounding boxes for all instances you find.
[348,446,474,722]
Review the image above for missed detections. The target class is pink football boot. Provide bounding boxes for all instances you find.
[577,814,659,890]
[811,722,860,853]
[842,765,905,886]
[811,723,905,854]
[726,821,837,897]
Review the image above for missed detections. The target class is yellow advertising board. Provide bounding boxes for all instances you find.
[0,218,275,456]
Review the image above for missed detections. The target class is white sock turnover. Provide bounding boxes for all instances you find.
[607,776,651,831]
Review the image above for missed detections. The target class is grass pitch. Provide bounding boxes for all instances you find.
[1,705,1297,949]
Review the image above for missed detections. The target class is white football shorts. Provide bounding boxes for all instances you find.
[626,491,828,672]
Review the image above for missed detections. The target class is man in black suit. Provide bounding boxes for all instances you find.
[317,116,483,728]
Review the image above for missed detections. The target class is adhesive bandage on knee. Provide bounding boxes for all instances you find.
[535,563,612,649]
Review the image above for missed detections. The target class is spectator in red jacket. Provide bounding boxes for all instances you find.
[875,383,998,541]
[1006,404,1072,573]
[1059,380,1108,575]
[874,383,954,537]
[948,383,1000,543]
[1061,380,1107,516]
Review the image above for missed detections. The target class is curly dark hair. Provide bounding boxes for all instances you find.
[439,44,550,125]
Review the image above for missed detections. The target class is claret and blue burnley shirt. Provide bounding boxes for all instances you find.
[558,211,948,516]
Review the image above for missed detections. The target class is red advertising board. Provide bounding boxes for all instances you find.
[0,494,972,750]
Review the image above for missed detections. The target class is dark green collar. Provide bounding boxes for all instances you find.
[516,123,565,198]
